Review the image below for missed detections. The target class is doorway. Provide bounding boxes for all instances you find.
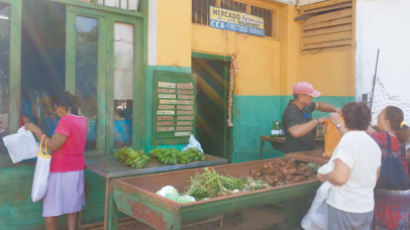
[192,54,232,160]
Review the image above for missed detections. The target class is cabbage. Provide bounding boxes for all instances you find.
[176,195,196,204]
[165,193,179,201]
[156,185,179,200]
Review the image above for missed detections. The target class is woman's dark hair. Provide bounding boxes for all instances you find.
[53,91,79,115]
[384,106,410,144]
[342,102,371,131]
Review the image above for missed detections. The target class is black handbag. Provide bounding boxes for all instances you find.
[376,132,410,190]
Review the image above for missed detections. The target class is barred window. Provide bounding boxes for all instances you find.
[192,0,216,25]
[220,0,247,13]
[192,0,276,37]
[251,6,274,37]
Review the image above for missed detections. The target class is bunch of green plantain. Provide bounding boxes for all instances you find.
[149,148,179,164]
[115,147,151,168]
[149,147,205,165]
[178,148,205,164]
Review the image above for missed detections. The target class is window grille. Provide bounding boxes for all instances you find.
[192,0,276,37]
[220,0,247,13]
[192,0,216,25]
[251,6,274,37]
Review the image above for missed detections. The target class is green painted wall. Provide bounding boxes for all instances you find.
[0,164,109,229]
[0,165,43,229]
[231,95,354,163]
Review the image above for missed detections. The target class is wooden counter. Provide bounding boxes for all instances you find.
[259,136,324,159]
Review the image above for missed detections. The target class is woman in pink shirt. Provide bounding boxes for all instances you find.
[26,92,87,230]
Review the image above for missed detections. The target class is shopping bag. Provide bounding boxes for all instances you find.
[376,132,410,190]
[323,117,344,158]
[31,136,51,202]
[301,161,334,230]
[182,135,204,153]
[3,127,39,163]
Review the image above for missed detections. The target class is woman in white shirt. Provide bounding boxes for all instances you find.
[317,102,381,230]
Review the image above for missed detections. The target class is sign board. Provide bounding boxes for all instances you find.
[152,71,196,145]
[209,6,265,36]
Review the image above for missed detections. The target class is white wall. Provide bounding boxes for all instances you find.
[356,0,410,123]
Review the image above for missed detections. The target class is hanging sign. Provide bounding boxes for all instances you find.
[152,71,196,145]
[209,6,265,36]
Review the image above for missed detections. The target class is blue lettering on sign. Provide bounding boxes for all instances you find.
[210,19,264,36]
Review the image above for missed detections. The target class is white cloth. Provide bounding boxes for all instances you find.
[302,161,334,230]
[327,131,381,213]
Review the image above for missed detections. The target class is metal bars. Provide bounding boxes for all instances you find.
[220,0,247,13]
[251,5,273,36]
[192,0,276,37]
[192,0,216,25]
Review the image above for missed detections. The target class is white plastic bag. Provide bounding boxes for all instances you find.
[3,127,39,163]
[182,135,204,153]
[301,161,334,230]
[31,137,51,202]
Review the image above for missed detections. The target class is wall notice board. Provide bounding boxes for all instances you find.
[152,71,196,145]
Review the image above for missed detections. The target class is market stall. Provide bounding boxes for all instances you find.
[85,154,227,229]
[107,152,327,230]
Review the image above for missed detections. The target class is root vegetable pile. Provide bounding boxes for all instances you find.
[249,158,318,186]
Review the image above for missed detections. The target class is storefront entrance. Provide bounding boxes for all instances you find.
[1,0,145,157]
[192,54,232,160]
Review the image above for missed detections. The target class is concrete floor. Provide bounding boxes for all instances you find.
[85,205,301,230]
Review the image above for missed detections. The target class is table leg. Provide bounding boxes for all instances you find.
[283,195,313,227]
[104,178,109,230]
[172,216,182,230]
[107,186,119,230]
[259,140,265,160]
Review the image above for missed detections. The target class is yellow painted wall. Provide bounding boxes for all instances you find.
[299,49,355,96]
[156,0,355,97]
[157,0,191,67]
[192,25,281,96]
[277,3,355,97]
[191,0,284,96]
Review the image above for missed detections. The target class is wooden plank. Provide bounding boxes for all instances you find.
[304,24,352,37]
[303,8,352,25]
[304,2,352,15]
[303,31,352,45]
[303,39,351,50]
[304,17,351,30]
[304,45,351,53]
[302,0,351,12]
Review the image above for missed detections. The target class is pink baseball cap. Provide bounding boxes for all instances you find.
[293,82,321,98]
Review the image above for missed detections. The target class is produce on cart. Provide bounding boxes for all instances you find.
[114,147,151,168]
[149,147,205,165]
[108,156,325,230]
[249,158,318,186]
[155,185,197,204]
[186,168,270,200]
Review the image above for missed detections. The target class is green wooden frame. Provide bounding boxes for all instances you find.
[192,52,233,161]
[1,0,22,134]
[151,70,197,146]
[0,0,22,166]
[66,6,108,155]
[65,2,147,156]
[53,0,146,19]
[105,14,145,153]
